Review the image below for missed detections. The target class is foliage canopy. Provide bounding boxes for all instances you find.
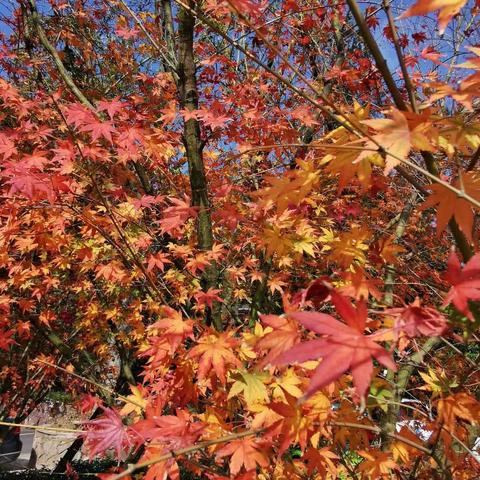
[1,0,480,478]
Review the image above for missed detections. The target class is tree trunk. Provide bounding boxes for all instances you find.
[176,2,221,330]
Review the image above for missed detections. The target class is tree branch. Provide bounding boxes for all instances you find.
[27,0,96,112]
[110,429,263,480]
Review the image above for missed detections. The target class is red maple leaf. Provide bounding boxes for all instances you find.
[131,409,204,449]
[198,111,231,129]
[64,103,94,128]
[386,298,447,337]
[412,31,427,44]
[420,46,444,64]
[194,288,224,309]
[4,160,62,202]
[83,407,133,459]
[443,252,480,320]
[97,98,125,119]
[180,108,201,121]
[115,27,140,40]
[275,293,396,400]
[159,197,197,235]
[76,393,102,415]
[227,0,264,17]
[133,195,164,210]
[0,133,17,159]
[300,277,332,307]
[80,119,115,143]
[290,105,319,127]
[0,328,15,350]
[147,253,172,272]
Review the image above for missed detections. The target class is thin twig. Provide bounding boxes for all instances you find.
[382,0,418,112]
[34,359,145,409]
[0,420,82,434]
[110,0,178,77]
[110,429,263,480]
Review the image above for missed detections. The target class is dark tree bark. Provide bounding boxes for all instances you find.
[175,2,222,330]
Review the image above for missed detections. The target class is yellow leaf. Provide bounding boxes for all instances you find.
[438,118,480,157]
[271,369,303,402]
[253,161,319,212]
[117,201,142,220]
[250,403,283,429]
[228,370,270,406]
[292,221,317,257]
[419,368,458,396]
[119,385,147,417]
[262,226,292,257]
[328,226,370,268]
[362,109,411,173]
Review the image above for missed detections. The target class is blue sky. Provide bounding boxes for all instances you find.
[0,0,477,97]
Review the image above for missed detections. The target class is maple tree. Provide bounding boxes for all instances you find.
[0,0,480,479]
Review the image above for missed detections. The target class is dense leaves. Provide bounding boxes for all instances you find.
[0,0,480,479]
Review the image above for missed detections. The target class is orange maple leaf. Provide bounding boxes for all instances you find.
[357,449,399,478]
[337,268,383,301]
[185,253,211,275]
[146,253,172,272]
[303,447,339,477]
[268,394,311,453]
[324,147,383,191]
[320,100,381,190]
[187,331,241,384]
[399,0,468,35]
[267,276,287,295]
[149,306,194,352]
[256,314,300,368]
[370,236,405,265]
[95,261,128,283]
[420,172,480,242]
[194,288,224,309]
[328,226,370,268]
[141,446,179,480]
[438,393,480,430]
[215,436,268,475]
[437,393,480,449]
[362,109,411,173]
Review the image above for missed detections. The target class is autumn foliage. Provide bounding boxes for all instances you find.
[1,0,480,479]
